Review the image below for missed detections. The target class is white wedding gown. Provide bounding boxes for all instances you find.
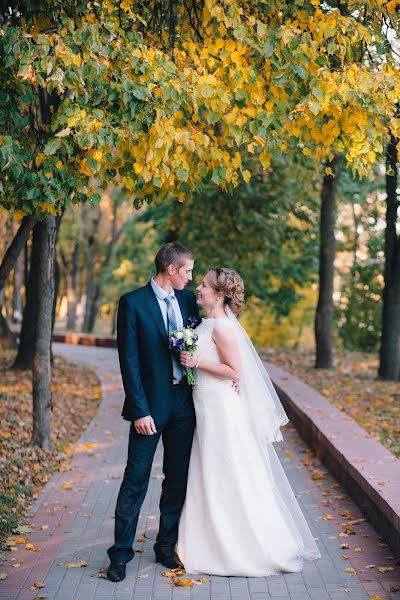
[177,317,320,577]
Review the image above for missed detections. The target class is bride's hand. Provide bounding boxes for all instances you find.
[180,351,197,368]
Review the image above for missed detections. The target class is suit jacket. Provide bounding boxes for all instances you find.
[117,281,200,423]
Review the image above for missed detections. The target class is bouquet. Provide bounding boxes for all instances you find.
[169,316,199,385]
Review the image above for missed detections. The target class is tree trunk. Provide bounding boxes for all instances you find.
[61,241,80,331]
[110,300,118,335]
[81,208,99,333]
[315,155,341,368]
[378,135,400,380]
[12,252,23,323]
[0,215,37,296]
[0,311,17,349]
[31,216,56,449]
[13,222,41,370]
[82,200,119,333]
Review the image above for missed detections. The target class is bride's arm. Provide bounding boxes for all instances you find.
[180,324,241,380]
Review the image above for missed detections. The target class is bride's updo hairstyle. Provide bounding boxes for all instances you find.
[207,268,245,315]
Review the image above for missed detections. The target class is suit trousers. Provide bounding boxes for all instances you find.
[107,381,195,563]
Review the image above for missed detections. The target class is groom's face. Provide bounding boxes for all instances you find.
[170,259,194,290]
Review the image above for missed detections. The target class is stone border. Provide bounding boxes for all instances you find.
[50,333,400,557]
[266,361,400,558]
[52,332,117,348]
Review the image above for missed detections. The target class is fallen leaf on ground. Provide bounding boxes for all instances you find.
[26,543,41,552]
[174,578,195,587]
[311,469,327,480]
[30,581,45,590]
[137,574,148,579]
[64,560,87,568]
[198,577,209,583]
[0,573,7,580]
[344,567,356,573]
[378,566,394,573]
[162,569,185,577]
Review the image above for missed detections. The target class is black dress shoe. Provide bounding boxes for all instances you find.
[155,547,184,570]
[107,561,127,582]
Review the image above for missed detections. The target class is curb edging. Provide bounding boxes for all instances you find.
[266,361,400,558]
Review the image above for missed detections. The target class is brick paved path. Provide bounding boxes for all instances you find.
[1,344,399,600]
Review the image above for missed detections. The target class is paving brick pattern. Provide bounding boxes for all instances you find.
[1,344,399,600]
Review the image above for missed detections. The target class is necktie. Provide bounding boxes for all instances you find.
[164,294,184,382]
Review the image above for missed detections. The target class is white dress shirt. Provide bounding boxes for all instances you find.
[151,277,184,332]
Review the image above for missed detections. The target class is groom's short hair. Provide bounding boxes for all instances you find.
[155,242,194,273]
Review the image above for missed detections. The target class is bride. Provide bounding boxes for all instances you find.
[177,267,321,577]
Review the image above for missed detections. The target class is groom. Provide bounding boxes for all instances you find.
[107,242,199,582]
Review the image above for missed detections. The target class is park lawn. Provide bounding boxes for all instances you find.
[261,347,400,458]
[0,350,101,548]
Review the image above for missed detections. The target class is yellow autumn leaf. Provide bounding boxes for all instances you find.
[161,568,186,577]
[344,567,356,573]
[260,152,271,170]
[174,578,195,587]
[13,210,27,220]
[55,127,71,138]
[79,158,93,177]
[242,170,251,183]
[55,160,63,169]
[0,573,7,580]
[26,543,41,552]
[64,560,88,568]
[35,153,46,166]
[86,13,96,23]
[30,581,45,590]
[89,149,104,163]
[39,202,58,216]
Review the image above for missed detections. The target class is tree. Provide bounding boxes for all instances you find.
[314,155,341,368]
[2,0,400,447]
[379,133,400,380]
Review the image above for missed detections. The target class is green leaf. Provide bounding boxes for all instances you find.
[130,84,149,101]
[176,169,189,182]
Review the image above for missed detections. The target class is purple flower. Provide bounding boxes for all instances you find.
[188,315,199,327]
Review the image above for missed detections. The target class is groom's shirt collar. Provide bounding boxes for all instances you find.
[150,277,183,330]
[151,276,175,301]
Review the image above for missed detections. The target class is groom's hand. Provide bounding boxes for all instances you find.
[134,416,157,435]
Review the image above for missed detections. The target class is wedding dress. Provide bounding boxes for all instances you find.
[176,310,321,577]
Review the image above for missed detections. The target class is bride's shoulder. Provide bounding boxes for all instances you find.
[211,317,236,338]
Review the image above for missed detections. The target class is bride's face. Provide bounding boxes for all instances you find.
[196,273,222,310]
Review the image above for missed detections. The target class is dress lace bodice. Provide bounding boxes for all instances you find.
[194,318,235,389]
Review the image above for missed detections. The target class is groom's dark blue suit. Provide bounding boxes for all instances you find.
[107,281,200,563]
